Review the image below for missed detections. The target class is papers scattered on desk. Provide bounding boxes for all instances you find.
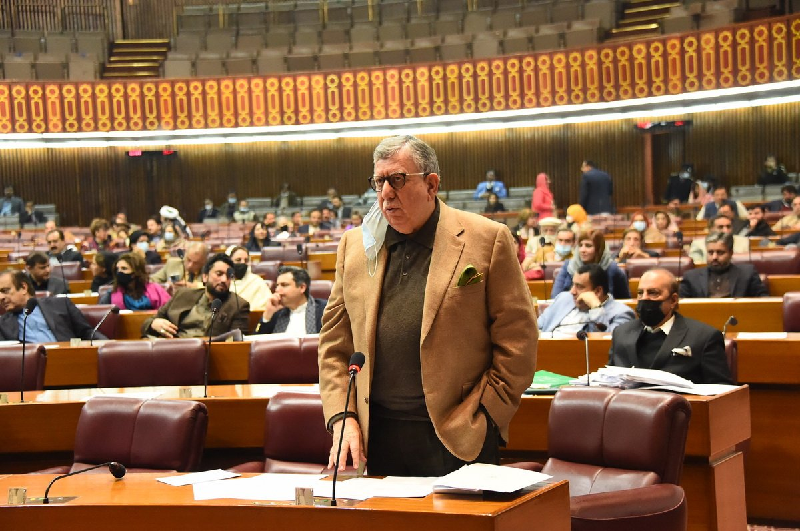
[641,383,740,396]
[433,464,551,494]
[735,332,788,340]
[158,469,239,487]
[83,391,165,402]
[312,476,437,500]
[571,366,694,389]
[193,473,325,501]
[0,340,20,347]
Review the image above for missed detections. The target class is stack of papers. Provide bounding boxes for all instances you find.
[433,464,551,495]
[569,366,739,396]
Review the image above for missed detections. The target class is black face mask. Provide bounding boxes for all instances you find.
[636,298,669,328]
[116,271,133,286]
[232,263,248,280]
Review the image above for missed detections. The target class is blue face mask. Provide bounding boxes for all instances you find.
[555,244,572,256]
[632,221,647,232]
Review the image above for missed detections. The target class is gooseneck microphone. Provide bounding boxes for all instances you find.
[176,248,186,284]
[576,322,608,387]
[722,315,738,337]
[56,254,68,295]
[539,236,549,299]
[20,298,39,403]
[675,231,684,279]
[90,306,119,346]
[331,352,365,507]
[43,462,126,504]
[204,298,223,398]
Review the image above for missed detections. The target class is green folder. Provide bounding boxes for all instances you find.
[524,370,574,395]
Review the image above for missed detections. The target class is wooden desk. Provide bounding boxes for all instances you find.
[0,473,571,531]
[734,334,800,522]
[0,384,749,531]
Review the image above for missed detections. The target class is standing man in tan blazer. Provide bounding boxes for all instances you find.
[319,135,538,477]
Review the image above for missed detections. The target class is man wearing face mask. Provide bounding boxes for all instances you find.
[680,232,768,298]
[226,246,272,311]
[608,268,734,384]
[538,264,634,334]
[220,191,238,220]
[142,253,250,338]
[233,199,258,223]
[521,217,561,278]
[198,198,220,222]
[129,230,162,266]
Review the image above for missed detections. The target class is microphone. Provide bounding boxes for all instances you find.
[297,242,307,270]
[722,315,738,337]
[90,306,119,346]
[204,298,223,398]
[55,254,69,296]
[42,462,126,504]
[675,231,684,278]
[539,236,549,299]
[332,352,365,507]
[576,322,608,387]
[20,298,38,403]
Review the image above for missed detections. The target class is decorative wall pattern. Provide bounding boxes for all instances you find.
[0,16,798,135]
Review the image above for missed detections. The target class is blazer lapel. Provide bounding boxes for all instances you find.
[728,266,744,297]
[421,204,464,343]
[362,244,387,372]
[38,300,63,340]
[651,314,689,370]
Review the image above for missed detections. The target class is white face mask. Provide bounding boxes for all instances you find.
[362,200,388,277]
[632,221,647,232]
[136,241,150,252]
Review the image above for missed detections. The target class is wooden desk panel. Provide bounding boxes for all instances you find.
[0,473,571,531]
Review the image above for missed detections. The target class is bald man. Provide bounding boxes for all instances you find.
[149,242,209,289]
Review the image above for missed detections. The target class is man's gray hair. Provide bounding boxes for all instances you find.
[705,230,734,251]
[373,135,440,175]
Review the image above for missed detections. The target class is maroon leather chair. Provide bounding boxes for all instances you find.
[250,260,281,282]
[625,257,694,279]
[543,261,564,281]
[39,396,208,474]
[248,336,319,384]
[231,391,333,473]
[97,338,206,387]
[309,280,332,300]
[0,345,47,392]
[724,339,738,384]
[732,248,800,275]
[512,387,691,531]
[783,292,800,332]
[261,247,296,262]
[78,304,121,340]
[51,261,83,281]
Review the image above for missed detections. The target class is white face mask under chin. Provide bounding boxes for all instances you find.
[362,200,388,277]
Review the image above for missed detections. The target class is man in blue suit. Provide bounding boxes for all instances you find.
[578,160,614,215]
[538,263,634,335]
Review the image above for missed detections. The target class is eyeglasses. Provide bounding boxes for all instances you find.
[368,172,428,192]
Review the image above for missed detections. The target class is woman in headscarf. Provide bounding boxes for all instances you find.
[531,172,554,219]
[550,230,630,299]
[226,246,273,311]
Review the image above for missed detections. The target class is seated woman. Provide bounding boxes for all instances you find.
[155,222,187,253]
[90,251,118,293]
[484,192,506,214]
[227,246,273,311]
[550,230,631,300]
[616,228,659,263]
[128,229,162,265]
[652,210,678,240]
[84,218,112,252]
[245,222,271,253]
[629,211,665,244]
[513,208,539,242]
[100,252,170,310]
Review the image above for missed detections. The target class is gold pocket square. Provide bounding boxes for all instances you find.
[457,264,484,287]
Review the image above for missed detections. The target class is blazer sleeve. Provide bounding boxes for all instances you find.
[314,298,327,333]
[229,298,251,334]
[746,269,769,297]
[578,176,588,210]
[608,263,630,299]
[141,295,174,336]
[550,260,571,298]
[678,276,696,298]
[66,299,106,340]
[149,263,170,283]
[699,328,735,384]
[253,315,278,334]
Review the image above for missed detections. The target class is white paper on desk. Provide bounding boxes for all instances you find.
[641,383,741,396]
[312,476,436,500]
[433,463,551,494]
[736,332,788,340]
[0,340,20,347]
[193,473,325,501]
[82,391,164,402]
[158,469,240,487]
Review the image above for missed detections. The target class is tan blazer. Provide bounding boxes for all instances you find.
[319,202,538,461]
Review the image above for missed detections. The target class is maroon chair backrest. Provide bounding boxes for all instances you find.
[0,345,47,392]
[145,264,164,275]
[261,247,292,262]
[78,304,121,339]
[542,387,691,497]
[97,338,206,387]
[250,260,281,282]
[543,261,564,281]
[309,280,332,300]
[248,336,319,384]
[732,249,800,275]
[72,396,208,472]
[626,257,694,279]
[724,339,738,384]
[51,261,83,281]
[263,392,332,473]
[784,292,800,332]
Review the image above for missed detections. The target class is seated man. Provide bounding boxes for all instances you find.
[742,205,775,237]
[46,229,83,264]
[521,217,560,271]
[298,209,332,236]
[0,270,104,341]
[254,265,325,335]
[681,232,768,298]
[615,228,658,263]
[538,264,634,335]
[772,196,800,231]
[142,253,250,338]
[765,184,796,213]
[688,214,749,264]
[523,226,574,279]
[473,169,508,200]
[149,241,208,289]
[696,186,748,220]
[608,268,733,384]
[25,252,69,295]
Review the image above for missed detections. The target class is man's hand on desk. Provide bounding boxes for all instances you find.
[151,317,178,338]
[328,417,366,472]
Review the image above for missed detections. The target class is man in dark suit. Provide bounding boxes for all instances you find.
[608,268,733,384]
[254,265,325,335]
[25,252,69,295]
[680,232,768,298]
[298,209,332,236]
[46,229,83,264]
[0,270,103,342]
[141,253,250,338]
[578,160,613,215]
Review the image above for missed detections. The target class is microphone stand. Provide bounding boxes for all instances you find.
[675,231,684,278]
[331,354,365,507]
[576,327,592,387]
[722,315,738,337]
[20,300,37,403]
[56,255,68,295]
[90,306,119,346]
[42,462,126,504]
[539,236,548,299]
[203,300,222,398]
